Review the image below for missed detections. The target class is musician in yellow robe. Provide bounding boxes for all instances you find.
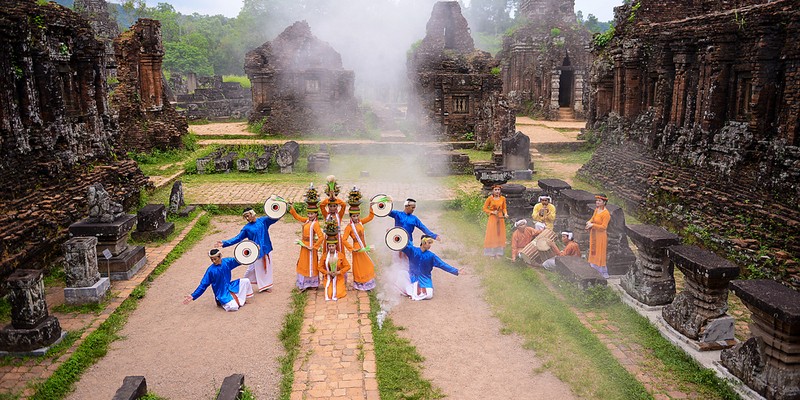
[288,186,325,291]
[342,190,376,291]
[586,194,611,278]
[532,195,556,230]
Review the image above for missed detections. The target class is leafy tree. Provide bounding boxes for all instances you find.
[163,41,213,75]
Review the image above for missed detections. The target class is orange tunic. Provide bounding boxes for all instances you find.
[321,252,351,300]
[288,208,325,277]
[342,210,376,284]
[511,226,538,261]
[482,195,508,249]
[587,207,610,266]
[558,241,581,257]
[320,197,347,220]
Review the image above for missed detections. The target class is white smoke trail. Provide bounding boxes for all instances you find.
[375,258,410,329]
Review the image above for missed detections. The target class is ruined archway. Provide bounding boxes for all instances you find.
[558,54,573,107]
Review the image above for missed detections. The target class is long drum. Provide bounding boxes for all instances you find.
[520,229,558,266]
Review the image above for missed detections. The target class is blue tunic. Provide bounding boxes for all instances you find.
[388,210,438,243]
[402,245,458,289]
[222,216,279,258]
[191,257,243,305]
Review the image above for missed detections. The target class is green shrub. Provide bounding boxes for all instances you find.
[222,75,251,89]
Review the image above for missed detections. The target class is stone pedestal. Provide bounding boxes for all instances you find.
[69,214,147,280]
[501,183,533,222]
[236,158,251,172]
[621,224,680,306]
[132,204,174,241]
[554,256,607,289]
[474,167,513,194]
[63,237,110,305]
[560,189,596,249]
[168,181,185,214]
[537,179,571,233]
[662,245,739,350]
[113,376,147,400]
[196,157,210,174]
[601,204,636,276]
[0,270,64,354]
[721,280,800,400]
[254,156,270,172]
[501,131,532,176]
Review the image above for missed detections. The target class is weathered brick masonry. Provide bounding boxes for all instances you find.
[0,0,149,277]
[580,0,800,288]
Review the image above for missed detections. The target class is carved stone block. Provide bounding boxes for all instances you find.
[621,224,680,306]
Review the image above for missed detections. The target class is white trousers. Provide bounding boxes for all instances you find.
[404,281,434,301]
[244,255,273,292]
[222,278,253,311]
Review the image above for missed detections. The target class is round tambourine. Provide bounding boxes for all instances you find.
[384,227,409,251]
[264,197,288,219]
[370,194,393,217]
[234,240,260,265]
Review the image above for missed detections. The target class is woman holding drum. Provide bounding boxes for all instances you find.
[482,185,508,258]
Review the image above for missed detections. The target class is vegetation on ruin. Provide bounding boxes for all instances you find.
[28,213,211,400]
[592,25,616,49]
[277,290,308,399]
[222,74,252,89]
[369,292,444,400]
[0,296,10,324]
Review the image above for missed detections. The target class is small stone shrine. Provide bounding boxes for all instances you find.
[87,183,124,223]
[276,141,300,173]
[502,184,534,222]
[62,236,110,305]
[168,181,195,216]
[662,245,739,350]
[721,279,800,400]
[621,224,681,307]
[69,185,146,280]
[501,131,532,180]
[0,269,64,354]
[537,179,571,232]
[132,204,174,241]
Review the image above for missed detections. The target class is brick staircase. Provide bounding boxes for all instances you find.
[558,107,576,121]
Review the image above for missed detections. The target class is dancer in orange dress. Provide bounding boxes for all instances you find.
[320,175,346,252]
[342,188,377,291]
[586,194,611,278]
[321,219,350,301]
[288,185,325,291]
[482,185,508,258]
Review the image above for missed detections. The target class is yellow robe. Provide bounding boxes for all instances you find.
[482,195,508,249]
[532,203,556,230]
[588,207,611,266]
[342,210,376,285]
[321,251,351,300]
[288,208,325,277]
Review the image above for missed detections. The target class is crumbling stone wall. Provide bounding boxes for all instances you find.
[497,0,591,120]
[74,0,118,72]
[0,0,149,278]
[408,1,515,147]
[174,75,252,120]
[244,21,363,136]
[581,0,800,287]
[113,18,187,152]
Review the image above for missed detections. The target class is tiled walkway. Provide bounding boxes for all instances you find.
[0,212,206,398]
[291,290,378,400]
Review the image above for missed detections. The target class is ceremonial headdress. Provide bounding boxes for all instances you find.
[561,231,574,240]
[421,235,435,244]
[325,175,341,198]
[514,219,527,228]
[404,198,417,206]
[347,187,362,215]
[242,207,256,217]
[595,193,609,202]
[208,248,221,257]
[304,183,320,213]
[324,219,339,244]
[538,195,552,202]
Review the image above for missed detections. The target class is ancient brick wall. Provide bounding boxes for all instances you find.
[582,0,800,287]
[408,1,515,147]
[74,0,118,71]
[499,0,591,120]
[244,21,363,136]
[0,0,149,278]
[113,18,187,152]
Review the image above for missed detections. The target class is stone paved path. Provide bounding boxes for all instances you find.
[0,212,206,398]
[291,290,378,400]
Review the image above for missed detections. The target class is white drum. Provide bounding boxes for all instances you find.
[385,227,409,251]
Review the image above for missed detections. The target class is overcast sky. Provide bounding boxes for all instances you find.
[120,0,622,22]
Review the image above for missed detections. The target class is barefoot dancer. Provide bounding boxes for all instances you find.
[183,248,253,311]
[401,235,459,301]
[216,207,279,292]
[321,219,351,301]
[288,185,325,291]
[342,188,377,291]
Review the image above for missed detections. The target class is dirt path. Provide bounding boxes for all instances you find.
[68,216,300,399]
[190,122,254,136]
[380,212,577,400]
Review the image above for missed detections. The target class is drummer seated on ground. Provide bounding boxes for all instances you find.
[183,248,253,312]
[541,231,581,271]
[510,220,545,262]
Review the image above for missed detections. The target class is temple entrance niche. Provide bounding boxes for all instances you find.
[558,55,573,107]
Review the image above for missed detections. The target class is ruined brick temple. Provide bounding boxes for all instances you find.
[0,1,149,277]
[113,18,188,152]
[579,0,800,288]
[245,21,363,135]
[496,0,590,120]
[407,1,515,147]
[74,0,119,75]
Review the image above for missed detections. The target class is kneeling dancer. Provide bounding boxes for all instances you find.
[183,248,253,311]
[402,235,459,301]
[216,207,278,292]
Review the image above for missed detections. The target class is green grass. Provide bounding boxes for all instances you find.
[130,134,205,176]
[460,148,493,162]
[277,290,308,400]
[548,149,595,165]
[370,291,444,400]
[0,295,11,324]
[222,75,251,89]
[29,213,211,400]
[51,301,107,315]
